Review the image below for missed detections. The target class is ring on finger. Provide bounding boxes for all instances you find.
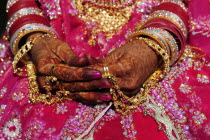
[51,65,56,77]
[102,65,113,78]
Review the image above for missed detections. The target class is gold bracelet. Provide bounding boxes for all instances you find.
[27,63,72,104]
[140,37,170,73]
[12,34,54,74]
[26,63,41,103]
[109,37,170,115]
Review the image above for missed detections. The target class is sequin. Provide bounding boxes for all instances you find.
[179,84,192,94]
[56,103,68,114]
[197,74,210,84]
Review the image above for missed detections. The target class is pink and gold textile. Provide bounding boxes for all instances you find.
[0,0,210,139]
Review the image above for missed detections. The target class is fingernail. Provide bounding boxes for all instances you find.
[83,68,102,80]
[101,95,112,101]
[100,79,111,88]
[92,72,102,79]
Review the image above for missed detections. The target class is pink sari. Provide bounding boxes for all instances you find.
[0,0,210,139]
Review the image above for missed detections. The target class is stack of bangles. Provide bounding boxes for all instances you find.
[7,0,75,104]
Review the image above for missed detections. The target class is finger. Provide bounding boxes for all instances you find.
[84,53,102,65]
[88,56,133,77]
[73,56,90,67]
[37,76,46,89]
[63,79,111,92]
[75,92,112,104]
[38,63,102,82]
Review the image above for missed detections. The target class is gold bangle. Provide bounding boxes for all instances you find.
[140,37,170,73]
[127,29,171,57]
[12,34,54,74]
[27,63,72,104]
[26,63,40,103]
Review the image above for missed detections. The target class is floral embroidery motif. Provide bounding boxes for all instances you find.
[39,0,61,19]
[3,117,22,139]
[24,118,46,138]
[197,74,210,84]
[56,103,68,114]
[149,56,207,139]
[121,114,137,139]
[189,16,210,37]
[189,109,207,127]
[12,92,25,102]
[179,84,192,94]
[23,106,33,117]
[0,87,7,98]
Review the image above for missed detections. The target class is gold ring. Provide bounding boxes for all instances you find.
[51,65,56,76]
[102,66,113,78]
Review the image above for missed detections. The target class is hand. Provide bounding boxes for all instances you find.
[87,39,159,97]
[57,39,160,104]
[29,33,110,95]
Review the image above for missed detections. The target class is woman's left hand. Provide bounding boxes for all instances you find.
[63,39,160,104]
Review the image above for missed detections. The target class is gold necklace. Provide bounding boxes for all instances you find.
[83,0,135,9]
[74,0,135,45]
